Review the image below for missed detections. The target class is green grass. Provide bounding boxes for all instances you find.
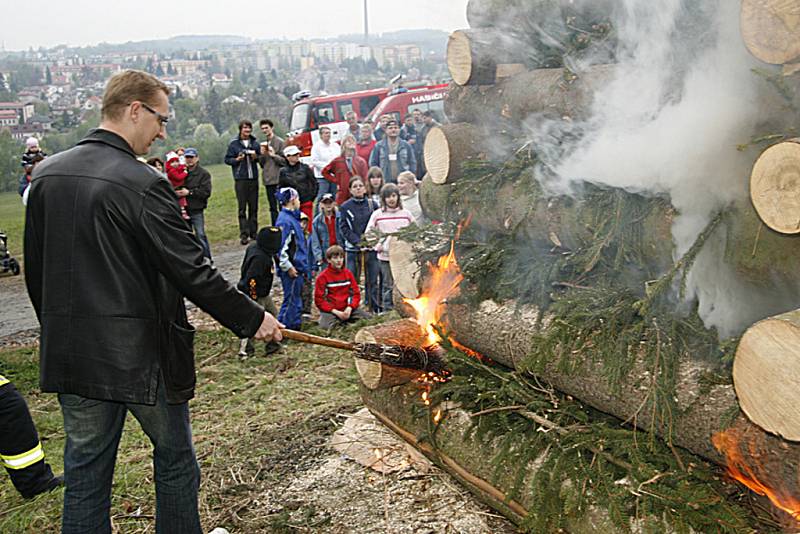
[0,316,387,533]
[0,163,274,267]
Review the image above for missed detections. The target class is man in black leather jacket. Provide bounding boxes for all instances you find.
[24,70,282,534]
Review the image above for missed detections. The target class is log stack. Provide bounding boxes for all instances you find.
[356,0,800,529]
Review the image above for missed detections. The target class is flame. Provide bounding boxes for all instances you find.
[405,242,463,346]
[712,428,800,521]
[433,409,443,424]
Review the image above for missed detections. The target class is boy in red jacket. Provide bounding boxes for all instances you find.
[314,245,371,331]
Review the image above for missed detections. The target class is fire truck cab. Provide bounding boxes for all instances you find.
[286,83,449,163]
[286,87,387,161]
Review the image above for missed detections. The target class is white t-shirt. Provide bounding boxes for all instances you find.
[310,140,340,179]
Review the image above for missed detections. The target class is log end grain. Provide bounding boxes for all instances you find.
[741,0,800,65]
[734,310,800,441]
[750,139,800,234]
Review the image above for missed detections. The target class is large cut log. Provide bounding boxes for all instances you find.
[388,238,421,299]
[444,65,615,126]
[353,320,427,390]
[418,174,453,222]
[741,0,800,65]
[441,298,800,500]
[749,138,800,234]
[466,0,617,30]
[734,308,800,441]
[423,123,486,184]
[447,29,529,86]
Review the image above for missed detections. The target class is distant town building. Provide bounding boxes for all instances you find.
[0,102,35,123]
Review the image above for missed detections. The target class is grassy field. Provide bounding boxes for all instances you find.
[0,316,391,532]
[0,163,273,264]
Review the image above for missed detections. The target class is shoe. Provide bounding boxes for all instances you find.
[23,473,63,499]
[240,236,249,245]
[208,529,230,534]
[301,313,313,321]
[264,341,282,355]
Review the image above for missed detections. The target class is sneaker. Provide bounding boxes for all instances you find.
[208,528,230,534]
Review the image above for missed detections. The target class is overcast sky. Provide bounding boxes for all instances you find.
[1,1,468,51]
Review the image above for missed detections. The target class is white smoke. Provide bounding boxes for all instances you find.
[538,0,788,336]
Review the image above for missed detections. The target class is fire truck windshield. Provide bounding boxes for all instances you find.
[290,103,310,132]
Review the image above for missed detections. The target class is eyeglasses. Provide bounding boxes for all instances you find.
[140,103,169,126]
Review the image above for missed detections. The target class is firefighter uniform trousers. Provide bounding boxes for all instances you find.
[0,375,58,498]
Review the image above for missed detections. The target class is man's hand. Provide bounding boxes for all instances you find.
[253,312,284,341]
[332,309,345,320]
[175,188,189,198]
[236,152,245,161]
[287,266,298,278]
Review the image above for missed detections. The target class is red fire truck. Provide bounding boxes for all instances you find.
[286,83,449,160]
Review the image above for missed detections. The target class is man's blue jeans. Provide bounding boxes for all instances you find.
[58,379,201,534]
[188,210,212,259]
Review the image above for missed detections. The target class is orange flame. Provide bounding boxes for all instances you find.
[712,428,800,521]
[405,242,463,347]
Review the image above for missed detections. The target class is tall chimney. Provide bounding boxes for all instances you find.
[363,0,369,43]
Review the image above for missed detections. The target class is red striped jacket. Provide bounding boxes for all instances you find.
[314,265,360,312]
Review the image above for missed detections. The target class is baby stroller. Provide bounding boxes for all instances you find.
[0,231,20,276]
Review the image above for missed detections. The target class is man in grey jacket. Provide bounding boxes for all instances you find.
[258,118,286,224]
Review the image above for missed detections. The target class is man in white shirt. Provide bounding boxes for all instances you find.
[310,126,340,211]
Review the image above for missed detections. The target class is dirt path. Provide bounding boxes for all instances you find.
[0,240,248,348]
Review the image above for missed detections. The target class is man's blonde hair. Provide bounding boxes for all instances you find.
[101,70,170,121]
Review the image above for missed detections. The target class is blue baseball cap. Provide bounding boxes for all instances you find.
[184,148,198,157]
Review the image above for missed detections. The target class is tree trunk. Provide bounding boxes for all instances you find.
[447,29,529,86]
[734,308,800,441]
[740,0,800,65]
[353,320,428,390]
[444,65,615,126]
[388,238,421,299]
[418,174,454,222]
[423,123,487,184]
[438,298,800,499]
[749,138,800,235]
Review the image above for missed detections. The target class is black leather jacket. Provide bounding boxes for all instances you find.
[24,129,264,404]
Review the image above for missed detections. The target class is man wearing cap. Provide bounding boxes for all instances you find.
[369,118,417,184]
[311,193,338,272]
[24,70,283,534]
[258,118,286,225]
[178,148,213,260]
[278,145,318,222]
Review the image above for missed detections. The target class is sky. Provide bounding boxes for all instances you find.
[1,0,468,51]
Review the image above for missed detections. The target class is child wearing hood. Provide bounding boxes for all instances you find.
[275,187,311,330]
[165,151,190,220]
[237,226,283,358]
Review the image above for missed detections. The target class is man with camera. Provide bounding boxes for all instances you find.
[224,120,261,245]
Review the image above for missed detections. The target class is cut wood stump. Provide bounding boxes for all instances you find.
[741,0,800,65]
[447,29,528,86]
[749,138,800,234]
[389,238,421,299]
[734,308,800,441]
[354,319,426,390]
[423,124,485,185]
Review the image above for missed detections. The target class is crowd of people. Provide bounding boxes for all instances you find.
[216,110,433,354]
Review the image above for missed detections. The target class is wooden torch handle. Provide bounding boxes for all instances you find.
[280,329,356,351]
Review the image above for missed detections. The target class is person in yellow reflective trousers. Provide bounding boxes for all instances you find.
[0,375,62,498]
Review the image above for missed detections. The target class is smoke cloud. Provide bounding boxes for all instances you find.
[531,0,792,336]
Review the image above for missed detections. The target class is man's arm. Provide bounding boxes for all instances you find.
[223,141,241,166]
[191,168,212,201]
[369,144,380,168]
[405,142,417,173]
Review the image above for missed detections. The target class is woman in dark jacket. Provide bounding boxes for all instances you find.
[278,145,318,221]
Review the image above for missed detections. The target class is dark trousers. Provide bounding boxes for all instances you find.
[265,184,279,225]
[235,179,259,239]
[346,250,380,313]
[187,210,211,259]
[0,381,57,499]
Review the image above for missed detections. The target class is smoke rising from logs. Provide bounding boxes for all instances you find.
[519,0,797,336]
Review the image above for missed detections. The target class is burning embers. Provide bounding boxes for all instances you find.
[713,428,800,523]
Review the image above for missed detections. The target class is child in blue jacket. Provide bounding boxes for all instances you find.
[337,176,380,312]
[275,187,310,330]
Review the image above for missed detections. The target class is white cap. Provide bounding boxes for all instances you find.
[26,137,39,148]
[283,145,301,156]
